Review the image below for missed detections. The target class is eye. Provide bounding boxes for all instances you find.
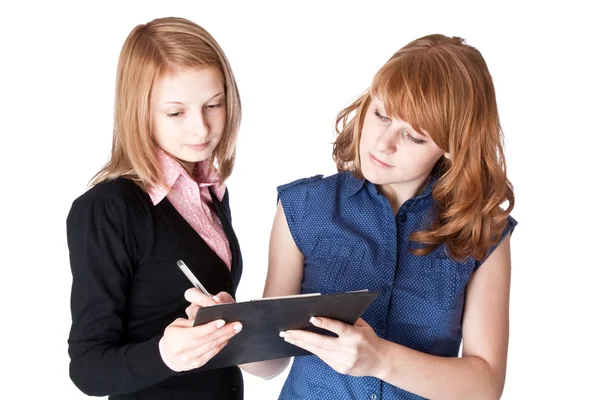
[374,109,390,122]
[205,103,223,110]
[404,131,426,145]
[167,111,184,118]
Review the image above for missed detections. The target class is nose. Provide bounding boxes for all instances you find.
[374,126,400,154]
[189,109,209,138]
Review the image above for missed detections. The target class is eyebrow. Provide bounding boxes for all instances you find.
[371,95,383,106]
[162,92,224,106]
[372,97,388,114]
[373,98,428,137]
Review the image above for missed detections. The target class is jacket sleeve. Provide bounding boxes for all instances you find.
[66,196,176,396]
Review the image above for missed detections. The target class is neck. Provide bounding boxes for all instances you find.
[377,175,431,215]
[179,161,197,178]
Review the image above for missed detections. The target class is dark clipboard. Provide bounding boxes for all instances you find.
[193,291,379,371]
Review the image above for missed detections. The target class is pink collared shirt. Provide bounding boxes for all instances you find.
[148,149,232,270]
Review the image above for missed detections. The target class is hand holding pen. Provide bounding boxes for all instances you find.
[176,259,237,320]
[157,260,242,372]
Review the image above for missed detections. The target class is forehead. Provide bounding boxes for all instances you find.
[370,94,396,112]
[153,66,224,104]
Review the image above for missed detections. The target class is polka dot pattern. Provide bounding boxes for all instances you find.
[276,171,517,399]
[148,149,232,269]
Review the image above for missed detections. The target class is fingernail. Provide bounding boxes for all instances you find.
[279,331,287,338]
[310,317,321,326]
[216,320,225,328]
[234,323,243,332]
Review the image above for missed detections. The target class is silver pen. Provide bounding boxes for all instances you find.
[176,260,214,297]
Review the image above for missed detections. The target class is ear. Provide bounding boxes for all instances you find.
[443,152,451,160]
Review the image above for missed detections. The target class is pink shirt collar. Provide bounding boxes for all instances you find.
[147,148,225,205]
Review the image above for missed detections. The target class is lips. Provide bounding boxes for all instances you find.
[187,142,209,151]
[368,153,393,168]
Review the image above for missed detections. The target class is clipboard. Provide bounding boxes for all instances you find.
[193,290,379,371]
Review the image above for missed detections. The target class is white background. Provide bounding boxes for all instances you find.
[1,1,598,399]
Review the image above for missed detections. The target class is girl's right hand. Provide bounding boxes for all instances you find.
[184,289,236,320]
[159,316,242,372]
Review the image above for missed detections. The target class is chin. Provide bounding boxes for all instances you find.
[184,147,215,163]
[361,167,385,184]
[190,153,212,163]
[361,166,405,186]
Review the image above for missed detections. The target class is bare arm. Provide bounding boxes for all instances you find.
[240,201,305,379]
[373,233,512,399]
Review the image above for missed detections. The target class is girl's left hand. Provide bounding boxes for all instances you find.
[281,317,385,377]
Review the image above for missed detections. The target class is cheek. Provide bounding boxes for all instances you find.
[405,148,443,171]
[359,124,376,152]
[211,108,227,124]
[153,118,185,146]
[358,132,367,154]
[151,118,166,142]
[154,126,168,143]
[423,145,445,165]
[209,116,225,140]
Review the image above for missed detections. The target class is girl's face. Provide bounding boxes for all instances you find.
[359,95,449,187]
[151,66,226,164]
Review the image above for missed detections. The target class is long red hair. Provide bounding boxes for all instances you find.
[333,34,514,261]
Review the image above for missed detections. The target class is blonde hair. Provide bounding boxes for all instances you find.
[90,17,241,191]
[333,34,514,261]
